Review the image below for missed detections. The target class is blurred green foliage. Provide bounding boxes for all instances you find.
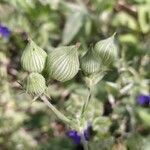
[0,0,150,149]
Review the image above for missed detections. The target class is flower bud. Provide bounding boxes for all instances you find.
[25,73,46,95]
[21,39,47,73]
[45,45,79,82]
[80,49,101,75]
[94,33,118,66]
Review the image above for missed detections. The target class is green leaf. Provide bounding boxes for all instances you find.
[137,108,150,127]
[119,34,138,44]
[93,116,112,140]
[126,134,144,150]
[113,12,138,30]
[62,11,84,45]
[138,5,150,33]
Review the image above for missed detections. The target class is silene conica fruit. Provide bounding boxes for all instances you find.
[21,39,47,73]
[94,33,118,66]
[24,73,46,96]
[80,48,102,75]
[45,45,79,82]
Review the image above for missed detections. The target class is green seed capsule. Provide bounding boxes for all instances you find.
[45,45,79,82]
[21,39,47,73]
[25,73,46,95]
[80,49,101,75]
[94,33,118,66]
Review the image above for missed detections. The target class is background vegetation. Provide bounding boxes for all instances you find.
[0,0,149,149]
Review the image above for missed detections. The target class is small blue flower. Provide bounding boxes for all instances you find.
[137,94,150,106]
[67,130,81,144]
[0,24,11,38]
[83,124,92,141]
[67,124,92,144]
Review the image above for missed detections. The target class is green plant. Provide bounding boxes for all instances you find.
[20,33,118,150]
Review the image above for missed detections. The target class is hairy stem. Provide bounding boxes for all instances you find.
[80,87,92,117]
[40,95,71,124]
[81,134,89,150]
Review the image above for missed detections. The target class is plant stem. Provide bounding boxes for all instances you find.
[81,134,89,150]
[40,95,71,125]
[80,87,92,117]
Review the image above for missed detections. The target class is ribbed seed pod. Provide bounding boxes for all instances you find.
[45,45,79,82]
[80,49,101,75]
[21,39,47,73]
[94,33,118,66]
[25,73,46,95]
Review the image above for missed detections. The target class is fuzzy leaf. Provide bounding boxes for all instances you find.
[62,12,84,45]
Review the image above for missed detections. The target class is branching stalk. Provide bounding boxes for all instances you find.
[40,95,71,125]
[80,87,92,117]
